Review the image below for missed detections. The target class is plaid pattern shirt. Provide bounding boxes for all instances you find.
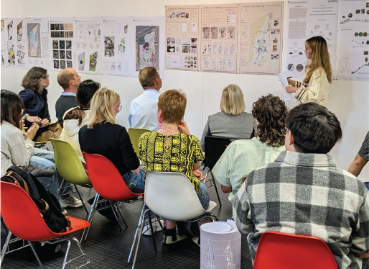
[232,151,369,269]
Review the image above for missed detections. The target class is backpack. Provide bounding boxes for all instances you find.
[1,165,71,233]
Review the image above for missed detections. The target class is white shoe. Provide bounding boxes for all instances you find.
[142,219,164,235]
[60,194,83,208]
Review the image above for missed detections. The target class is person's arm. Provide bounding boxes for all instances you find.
[294,69,328,104]
[201,119,211,152]
[348,154,368,177]
[221,185,233,193]
[350,191,369,259]
[9,124,38,167]
[42,91,51,123]
[232,178,254,235]
[118,127,140,172]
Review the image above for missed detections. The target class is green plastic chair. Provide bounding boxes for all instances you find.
[128,128,151,158]
[50,138,91,215]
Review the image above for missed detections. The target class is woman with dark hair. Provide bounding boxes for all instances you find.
[19,67,51,128]
[213,94,287,201]
[60,79,100,164]
[1,90,60,200]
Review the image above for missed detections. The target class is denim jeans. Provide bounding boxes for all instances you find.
[32,148,72,196]
[365,182,369,191]
[122,166,146,193]
[198,181,210,210]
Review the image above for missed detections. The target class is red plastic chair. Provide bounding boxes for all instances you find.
[0,181,91,268]
[253,231,338,269]
[81,152,145,242]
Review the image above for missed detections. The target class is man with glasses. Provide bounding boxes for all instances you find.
[55,68,81,126]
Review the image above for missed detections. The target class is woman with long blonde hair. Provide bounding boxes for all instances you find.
[79,87,145,193]
[286,36,332,106]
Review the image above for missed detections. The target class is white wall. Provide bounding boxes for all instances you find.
[2,0,368,181]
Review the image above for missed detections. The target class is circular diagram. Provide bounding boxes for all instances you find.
[296,64,304,72]
[287,63,294,71]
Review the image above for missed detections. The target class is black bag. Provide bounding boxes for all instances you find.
[1,165,71,233]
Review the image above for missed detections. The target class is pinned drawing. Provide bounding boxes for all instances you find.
[339,57,348,73]
[118,38,126,56]
[104,36,115,57]
[7,43,15,65]
[17,21,23,41]
[136,25,160,71]
[27,23,41,58]
[78,52,85,71]
[250,14,271,66]
[7,20,13,40]
[16,44,26,65]
[89,51,98,71]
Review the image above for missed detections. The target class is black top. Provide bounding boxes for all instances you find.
[79,121,140,176]
[55,95,78,125]
[18,88,51,128]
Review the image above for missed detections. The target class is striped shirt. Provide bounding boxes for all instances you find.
[232,151,369,269]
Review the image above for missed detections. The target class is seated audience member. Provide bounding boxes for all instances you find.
[232,103,369,268]
[19,67,51,129]
[1,90,59,200]
[213,94,287,200]
[59,79,100,164]
[128,67,162,130]
[139,89,211,246]
[200,84,256,151]
[349,132,369,190]
[79,87,145,193]
[55,68,81,126]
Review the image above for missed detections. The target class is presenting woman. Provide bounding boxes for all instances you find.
[286,36,332,106]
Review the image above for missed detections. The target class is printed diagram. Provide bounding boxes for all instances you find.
[78,52,85,71]
[339,57,348,73]
[89,51,98,71]
[104,36,115,57]
[250,14,271,66]
[17,21,23,41]
[16,43,26,65]
[136,26,160,71]
[27,23,41,58]
[351,55,369,74]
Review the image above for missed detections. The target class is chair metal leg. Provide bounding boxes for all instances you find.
[148,212,157,253]
[74,184,88,215]
[71,237,92,269]
[131,208,150,269]
[109,201,123,231]
[81,193,99,243]
[57,179,65,195]
[210,171,222,207]
[115,203,128,228]
[28,241,44,268]
[0,231,12,266]
[156,216,164,230]
[128,204,145,263]
[62,239,72,269]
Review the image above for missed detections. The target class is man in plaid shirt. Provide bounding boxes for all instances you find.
[232,103,369,269]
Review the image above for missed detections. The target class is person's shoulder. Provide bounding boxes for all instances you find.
[1,121,22,136]
[19,88,35,96]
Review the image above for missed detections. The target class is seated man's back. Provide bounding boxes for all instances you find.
[233,103,369,269]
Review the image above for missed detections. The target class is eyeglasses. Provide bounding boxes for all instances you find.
[118,104,122,111]
[42,75,50,79]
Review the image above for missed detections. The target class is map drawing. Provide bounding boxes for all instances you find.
[250,14,271,66]
[27,23,41,58]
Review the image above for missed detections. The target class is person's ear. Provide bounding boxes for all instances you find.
[287,130,294,146]
[157,109,164,121]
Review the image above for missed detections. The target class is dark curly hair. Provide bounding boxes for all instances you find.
[252,94,287,147]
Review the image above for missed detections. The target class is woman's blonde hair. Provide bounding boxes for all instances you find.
[87,87,120,128]
[304,36,332,83]
[220,84,246,115]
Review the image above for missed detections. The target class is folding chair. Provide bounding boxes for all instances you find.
[128,171,217,269]
[0,181,91,269]
[253,231,338,269]
[203,136,232,206]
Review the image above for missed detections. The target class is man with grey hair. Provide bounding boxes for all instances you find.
[55,68,81,125]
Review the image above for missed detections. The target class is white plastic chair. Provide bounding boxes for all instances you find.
[128,172,217,268]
